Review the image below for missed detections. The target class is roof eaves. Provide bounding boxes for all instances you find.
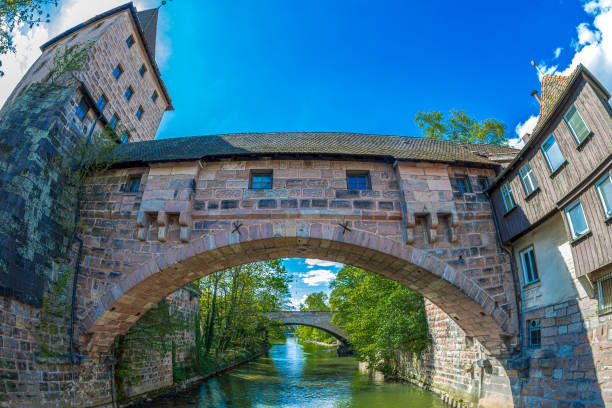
[488,64,587,191]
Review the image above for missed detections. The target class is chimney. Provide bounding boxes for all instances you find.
[522,133,531,144]
[531,90,541,105]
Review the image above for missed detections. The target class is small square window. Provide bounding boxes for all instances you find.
[564,104,591,144]
[109,114,119,130]
[519,163,538,196]
[113,64,123,79]
[250,170,272,189]
[152,90,158,103]
[455,176,471,193]
[135,106,144,120]
[347,171,371,190]
[96,94,107,111]
[542,134,566,173]
[138,64,147,77]
[565,200,589,239]
[121,132,130,144]
[598,274,612,314]
[528,320,541,348]
[596,174,612,218]
[125,175,141,193]
[520,247,539,285]
[501,182,515,213]
[75,98,88,120]
[126,35,135,48]
[125,86,134,101]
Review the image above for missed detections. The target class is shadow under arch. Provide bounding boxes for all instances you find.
[80,221,515,354]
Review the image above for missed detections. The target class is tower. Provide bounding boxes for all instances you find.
[1,2,173,142]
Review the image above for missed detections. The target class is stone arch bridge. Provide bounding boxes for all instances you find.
[73,132,520,356]
[265,311,348,342]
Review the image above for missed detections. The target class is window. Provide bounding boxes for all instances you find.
[520,247,539,285]
[596,174,612,218]
[125,175,141,193]
[250,170,272,189]
[135,106,144,120]
[96,94,107,111]
[564,104,591,144]
[528,320,541,348]
[125,86,133,101]
[126,35,135,48]
[455,176,471,193]
[109,114,119,129]
[541,134,566,173]
[113,64,123,79]
[121,132,130,144]
[75,98,88,120]
[519,163,538,196]
[152,90,158,103]
[478,177,489,192]
[598,274,612,314]
[565,200,589,239]
[347,171,371,190]
[138,64,147,77]
[501,183,515,213]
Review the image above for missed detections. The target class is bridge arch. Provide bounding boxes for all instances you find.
[80,221,514,354]
[265,311,349,344]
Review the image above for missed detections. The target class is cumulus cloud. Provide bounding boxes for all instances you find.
[304,259,344,269]
[301,269,336,286]
[0,0,169,107]
[513,114,539,147]
[553,47,563,59]
[290,294,308,310]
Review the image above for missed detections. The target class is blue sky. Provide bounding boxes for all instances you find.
[2,0,612,307]
[282,258,344,309]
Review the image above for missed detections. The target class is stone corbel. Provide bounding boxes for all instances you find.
[179,208,191,243]
[136,211,147,241]
[157,211,168,242]
[447,211,459,243]
[429,212,438,244]
[405,211,416,245]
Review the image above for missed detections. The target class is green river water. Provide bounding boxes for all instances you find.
[140,336,446,407]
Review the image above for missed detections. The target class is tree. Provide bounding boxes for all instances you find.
[330,265,429,373]
[415,109,507,146]
[299,292,330,312]
[295,292,336,344]
[0,0,59,77]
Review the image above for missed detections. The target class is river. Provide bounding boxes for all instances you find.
[140,335,446,407]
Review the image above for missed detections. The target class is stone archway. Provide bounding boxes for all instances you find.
[265,311,349,343]
[80,221,515,355]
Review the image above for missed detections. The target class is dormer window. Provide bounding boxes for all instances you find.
[124,86,133,101]
[126,35,135,48]
[113,64,123,79]
[152,90,158,103]
[138,64,147,77]
[564,104,591,144]
[135,106,144,120]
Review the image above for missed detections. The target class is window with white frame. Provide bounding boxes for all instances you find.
[565,200,589,239]
[598,274,612,314]
[501,182,515,213]
[541,134,566,173]
[519,163,538,196]
[520,247,539,285]
[564,104,591,144]
[596,173,612,218]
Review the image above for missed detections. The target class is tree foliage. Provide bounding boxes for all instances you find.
[295,292,336,345]
[0,0,58,76]
[330,266,429,373]
[415,109,507,146]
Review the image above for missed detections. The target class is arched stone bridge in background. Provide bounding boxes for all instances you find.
[265,311,348,342]
[74,133,520,356]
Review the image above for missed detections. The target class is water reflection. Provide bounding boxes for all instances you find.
[140,336,447,408]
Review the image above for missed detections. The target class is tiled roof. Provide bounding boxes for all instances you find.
[532,66,580,135]
[111,132,518,166]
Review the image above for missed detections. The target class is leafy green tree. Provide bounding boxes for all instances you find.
[330,265,429,373]
[0,0,58,77]
[415,109,507,146]
[295,292,336,344]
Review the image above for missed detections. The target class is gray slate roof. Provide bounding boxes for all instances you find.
[112,132,518,166]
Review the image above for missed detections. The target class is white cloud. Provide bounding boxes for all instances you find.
[301,269,336,286]
[289,294,308,310]
[553,47,563,59]
[304,259,344,269]
[0,0,169,107]
[514,114,538,142]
